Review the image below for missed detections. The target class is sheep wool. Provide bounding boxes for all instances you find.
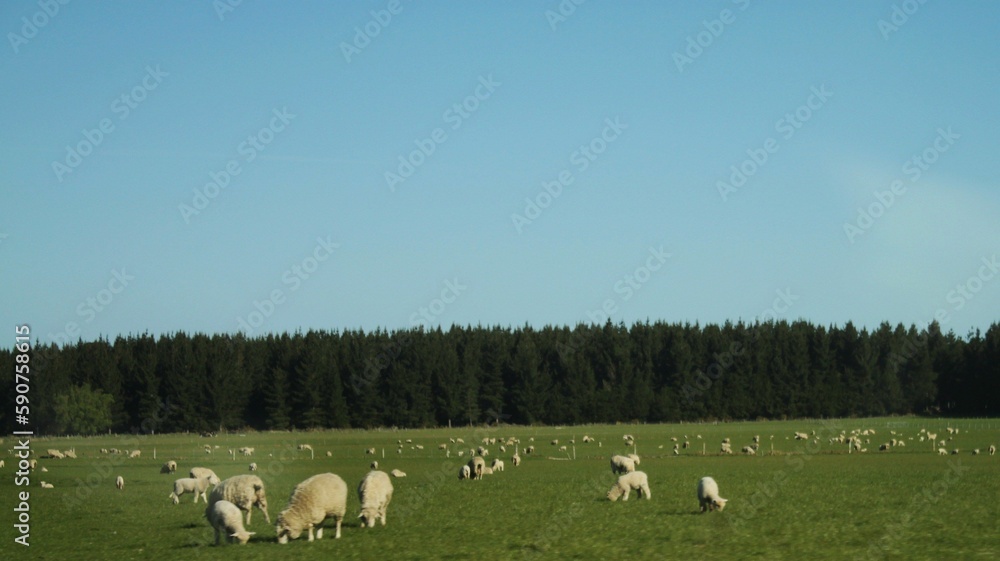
[459,465,471,480]
[276,473,348,543]
[170,477,212,504]
[390,469,407,478]
[209,475,270,526]
[207,499,254,545]
[160,460,178,474]
[606,471,651,502]
[697,476,728,512]
[358,470,394,528]
[491,459,505,472]
[189,467,221,485]
[468,456,487,480]
[610,455,636,475]
[115,475,124,490]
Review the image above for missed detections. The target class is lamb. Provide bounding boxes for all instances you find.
[551,439,559,446]
[370,461,379,470]
[606,471,651,502]
[511,453,521,467]
[46,449,65,459]
[525,446,535,454]
[972,449,980,455]
[794,432,809,440]
[249,463,258,471]
[990,445,996,456]
[390,469,406,478]
[468,456,487,480]
[170,477,212,504]
[491,459,505,472]
[366,447,376,455]
[358,470,393,528]
[610,455,636,475]
[208,475,270,525]
[697,476,728,512]
[481,466,494,476]
[275,473,348,543]
[938,448,948,455]
[459,465,471,480]
[160,460,178,474]
[477,446,489,457]
[40,481,54,488]
[128,450,141,458]
[116,475,124,490]
[742,446,756,455]
[0,460,4,468]
[189,467,221,485]
[207,499,254,545]
[627,453,640,466]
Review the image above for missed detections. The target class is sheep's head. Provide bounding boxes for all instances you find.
[275,516,300,544]
[606,484,624,502]
[208,474,221,485]
[713,497,728,511]
[359,508,379,528]
[232,530,255,545]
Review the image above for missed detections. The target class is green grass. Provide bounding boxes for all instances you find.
[3,417,998,560]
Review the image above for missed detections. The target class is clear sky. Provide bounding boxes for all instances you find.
[2,1,998,346]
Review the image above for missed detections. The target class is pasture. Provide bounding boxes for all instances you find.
[3,417,998,560]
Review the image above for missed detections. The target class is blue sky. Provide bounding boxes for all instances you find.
[2,0,999,346]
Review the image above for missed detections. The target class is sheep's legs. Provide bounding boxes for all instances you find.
[307,526,315,542]
[335,518,342,539]
[316,525,323,540]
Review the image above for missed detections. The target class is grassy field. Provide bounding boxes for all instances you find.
[3,417,998,560]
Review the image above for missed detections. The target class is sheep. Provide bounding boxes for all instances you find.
[477,446,489,457]
[511,453,520,467]
[938,448,948,455]
[239,447,254,456]
[455,438,465,444]
[558,446,568,452]
[879,443,890,451]
[40,481,54,488]
[627,453,640,466]
[189,467,221,485]
[525,446,535,454]
[551,439,559,446]
[951,449,960,455]
[794,432,809,440]
[170,477,212,504]
[742,446,756,455]
[698,476,728,512]
[370,461,379,470]
[116,475,124,490]
[208,475,270,525]
[753,435,760,444]
[160,460,178,474]
[128,450,141,459]
[606,471,651,502]
[468,456,487,480]
[438,443,448,450]
[459,465,471,480]
[482,466,495,476]
[358,470,393,528]
[390,469,406,478]
[972,449,980,455]
[720,443,733,455]
[0,460,4,468]
[249,463,258,472]
[207,499,254,545]
[582,435,593,443]
[491,459,505,472]
[990,445,996,456]
[46,449,65,459]
[326,451,333,457]
[365,447,376,455]
[274,473,347,543]
[683,441,690,449]
[297,444,313,451]
[610,455,636,475]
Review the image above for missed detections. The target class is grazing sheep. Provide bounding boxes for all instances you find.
[491,459,505,472]
[582,436,594,443]
[208,475,270,525]
[297,444,313,451]
[358,471,393,528]
[365,447,376,455]
[438,443,448,450]
[170,477,212,504]
[390,469,406,478]
[683,441,691,449]
[794,432,809,440]
[938,448,948,455]
[720,443,733,455]
[459,465,471,480]
[326,451,333,457]
[468,456,487,480]
[456,438,465,444]
[189,467,221,485]
[275,473,348,543]
[116,475,124,490]
[989,445,996,456]
[742,446,756,455]
[46,449,65,459]
[370,461,379,470]
[40,481,54,488]
[558,445,568,452]
[951,449,960,455]
[511,453,521,467]
[610,455,636,475]
[551,439,559,446]
[627,453,640,466]
[207,499,254,545]
[879,443,890,451]
[160,460,177,474]
[525,446,535,454]
[697,477,728,512]
[481,466,494,476]
[0,460,5,468]
[249,463,258,472]
[606,471,651,502]
[972,449,980,455]
[128,450,141,459]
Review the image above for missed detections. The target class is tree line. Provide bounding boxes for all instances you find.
[2,320,997,435]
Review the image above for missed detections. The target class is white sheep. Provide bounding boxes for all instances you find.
[390,469,406,478]
[0,459,5,468]
[207,499,254,545]
[170,477,212,504]
[249,463,258,471]
[525,446,535,454]
[160,460,177,474]
[511,453,521,467]
[128,450,141,459]
[989,445,996,456]
[627,453,640,466]
[551,439,559,446]
[189,467,221,485]
[794,432,809,440]
[606,471,651,502]
[365,447,376,455]
[208,475,270,525]
[276,473,347,543]
[491,459,505,472]
[116,475,124,490]
[972,449,980,455]
[370,460,379,470]
[358,470,393,528]
[40,481,54,488]
[468,456,487,480]
[610,455,636,475]
[46,449,65,459]
[938,448,948,455]
[742,446,756,455]
[697,476,728,512]
[459,465,471,480]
